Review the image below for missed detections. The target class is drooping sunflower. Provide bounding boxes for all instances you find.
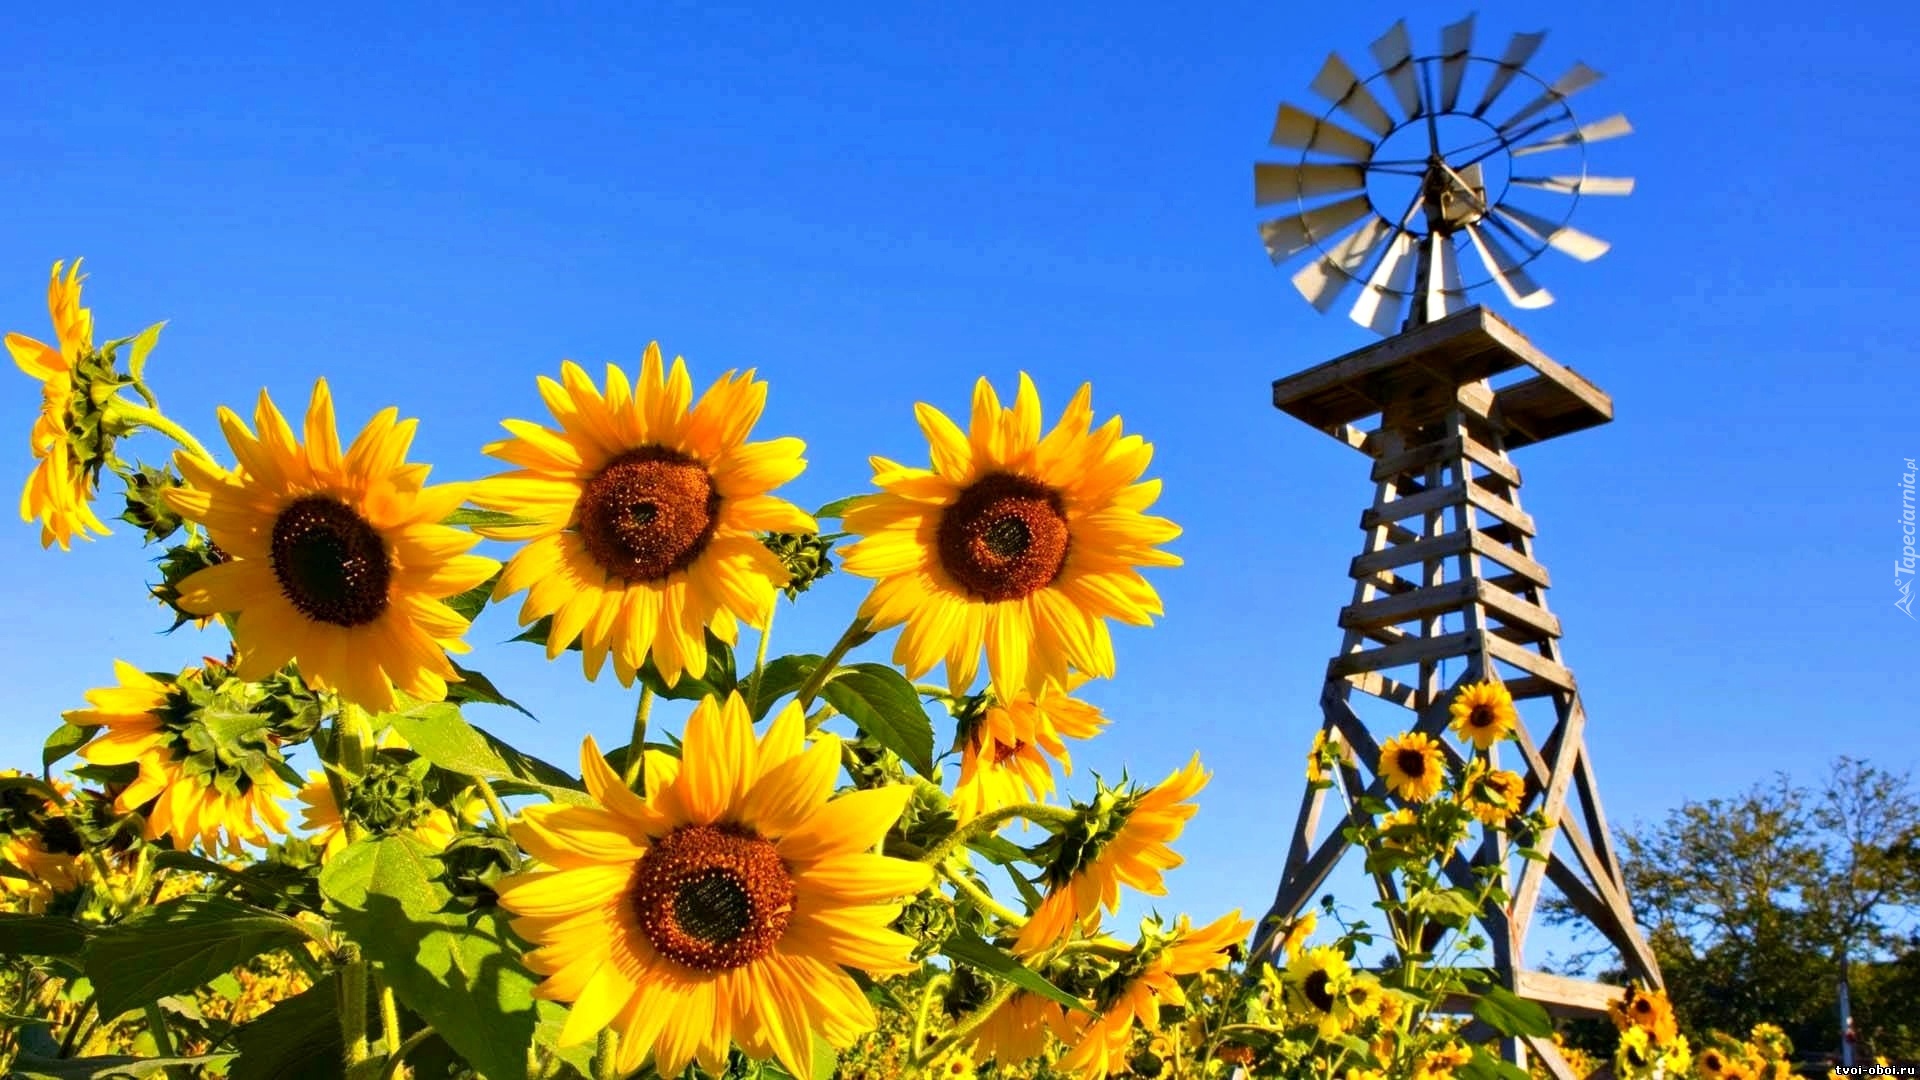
[1378,731,1447,804]
[495,692,933,1080]
[1448,679,1517,750]
[1608,985,1679,1045]
[950,678,1107,824]
[164,380,499,714]
[1059,911,1251,1080]
[840,374,1181,699]
[1285,945,1353,1036]
[68,661,292,856]
[1014,756,1208,955]
[1269,908,1317,961]
[472,347,812,688]
[295,768,463,862]
[1459,759,1528,827]
[968,989,1084,1066]
[6,259,111,550]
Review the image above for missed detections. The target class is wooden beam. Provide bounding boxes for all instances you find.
[1351,530,1472,578]
[1484,633,1576,690]
[1467,482,1537,537]
[1340,579,1477,632]
[1361,482,1467,529]
[1328,631,1478,678]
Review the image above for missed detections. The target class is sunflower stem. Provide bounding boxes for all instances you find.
[622,686,654,793]
[102,397,219,466]
[910,972,950,1056]
[475,777,516,843]
[380,1026,437,1080]
[937,863,1026,928]
[913,975,1018,1069]
[378,980,402,1057]
[142,1001,178,1065]
[340,949,371,1068]
[745,605,776,720]
[919,803,1077,865]
[794,616,875,713]
[592,1027,620,1080]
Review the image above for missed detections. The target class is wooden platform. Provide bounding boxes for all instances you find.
[1271,306,1614,450]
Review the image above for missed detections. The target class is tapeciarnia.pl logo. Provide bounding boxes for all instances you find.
[1900,457,1916,619]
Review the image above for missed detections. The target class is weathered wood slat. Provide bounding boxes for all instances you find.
[1340,579,1477,631]
[1328,631,1478,677]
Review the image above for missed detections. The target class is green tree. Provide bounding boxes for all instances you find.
[1546,757,1920,1061]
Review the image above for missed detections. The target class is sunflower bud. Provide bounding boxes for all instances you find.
[940,963,993,1019]
[1127,1045,1167,1077]
[894,893,959,960]
[120,463,187,543]
[343,758,434,836]
[760,531,835,600]
[151,534,226,632]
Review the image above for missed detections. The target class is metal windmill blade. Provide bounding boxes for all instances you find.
[1251,14,1634,336]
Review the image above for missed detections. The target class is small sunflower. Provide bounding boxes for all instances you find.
[1460,759,1528,827]
[1284,945,1352,1035]
[929,1047,978,1080]
[950,678,1106,824]
[1415,1043,1474,1080]
[6,259,111,549]
[1377,806,1421,851]
[1378,731,1446,804]
[1271,908,1317,961]
[295,767,463,862]
[68,661,292,856]
[1448,680,1517,751]
[968,990,1082,1066]
[1338,973,1384,1024]
[1306,728,1350,784]
[473,348,813,688]
[1608,986,1679,1046]
[1346,1069,1387,1080]
[1058,911,1251,1080]
[841,374,1180,699]
[1014,756,1208,955]
[495,692,933,1080]
[1699,1047,1729,1080]
[1614,1026,1657,1080]
[165,380,500,714]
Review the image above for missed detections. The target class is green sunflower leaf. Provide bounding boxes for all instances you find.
[1470,984,1553,1039]
[384,702,586,803]
[319,835,546,1080]
[447,661,537,720]
[742,653,825,723]
[8,1053,235,1080]
[228,971,349,1080]
[43,722,94,771]
[812,495,868,520]
[81,896,314,1020]
[443,568,503,623]
[940,931,1088,1013]
[821,663,935,778]
[0,914,89,956]
[440,507,543,529]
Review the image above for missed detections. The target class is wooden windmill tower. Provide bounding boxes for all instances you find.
[1247,16,1657,1077]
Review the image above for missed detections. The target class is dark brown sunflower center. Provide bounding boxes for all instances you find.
[1395,748,1430,779]
[269,496,391,627]
[1302,969,1335,1012]
[630,823,794,972]
[936,472,1069,602]
[1467,704,1497,729]
[990,739,1027,765]
[577,447,720,583]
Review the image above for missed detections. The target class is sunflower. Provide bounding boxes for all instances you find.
[1448,680,1517,751]
[295,769,462,861]
[1608,986,1679,1045]
[1614,1026,1657,1080]
[969,989,1083,1066]
[1460,759,1528,827]
[840,373,1180,699]
[1378,731,1446,803]
[472,348,812,688]
[164,380,500,714]
[68,661,292,856]
[951,678,1106,824]
[929,1047,978,1080]
[6,259,111,550]
[1338,973,1384,1024]
[1014,756,1208,955]
[494,692,933,1079]
[1377,806,1421,850]
[1270,908,1317,961]
[1285,945,1352,1036]
[0,834,89,913]
[1306,728,1350,784]
[1058,911,1251,1080]
[1699,1047,1730,1080]
[1415,1043,1474,1080]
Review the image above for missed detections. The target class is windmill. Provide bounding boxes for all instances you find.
[1250,16,1656,1079]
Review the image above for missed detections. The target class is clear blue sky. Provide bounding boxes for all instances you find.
[4,1,1915,976]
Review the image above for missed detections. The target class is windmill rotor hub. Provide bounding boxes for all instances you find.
[1254,15,1634,335]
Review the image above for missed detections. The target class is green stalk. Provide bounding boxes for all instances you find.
[745,605,776,720]
[919,803,1078,866]
[102,397,219,466]
[622,686,655,793]
[378,981,402,1057]
[793,616,876,713]
[340,950,370,1067]
[910,973,951,1056]
[938,864,1026,928]
[592,1028,620,1080]
[913,977,1018,1068]
[379,1027,437,1080]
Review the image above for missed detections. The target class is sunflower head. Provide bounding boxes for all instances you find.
[1378,731,1447,804]
[1459,759,1528,827]
[163,379,500,713]
[475,349,813,689]
[1448,679,1517,751]
[67,661,293,856]
[1271,908,1318,961]
[841,374,1180,699]
[495,691,931,1080]
[1285,945,1352,1019]
[950,681,1106,824]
